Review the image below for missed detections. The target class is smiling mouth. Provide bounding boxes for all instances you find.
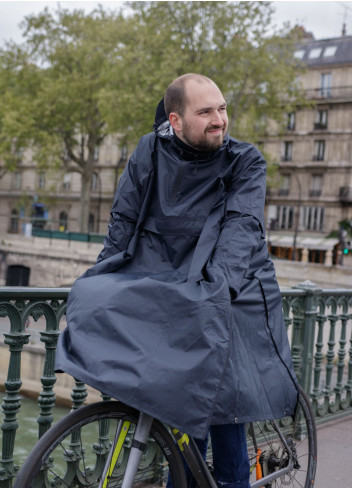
[207,127,224,134]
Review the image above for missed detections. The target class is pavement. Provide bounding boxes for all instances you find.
[314,414,352,488]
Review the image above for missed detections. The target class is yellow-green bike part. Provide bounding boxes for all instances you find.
[102,420,131,488]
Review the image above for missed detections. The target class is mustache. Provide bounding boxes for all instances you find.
[205,123,226,131]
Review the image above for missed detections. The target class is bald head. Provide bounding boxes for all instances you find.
[165,73,228,152]
[164,73,217,117]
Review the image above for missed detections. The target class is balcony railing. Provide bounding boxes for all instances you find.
[309,189,322,197]
[314,122,328,130]
[305,86,352,99]
[340,187,352,204]
[1,283,352,486]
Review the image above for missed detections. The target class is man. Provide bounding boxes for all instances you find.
[56,74,298,487]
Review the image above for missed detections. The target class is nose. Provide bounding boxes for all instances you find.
[212,110,224,126]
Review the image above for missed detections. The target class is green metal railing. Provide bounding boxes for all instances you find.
[281,281,352,422]
[32,228,105,243]
[0,281,352,486]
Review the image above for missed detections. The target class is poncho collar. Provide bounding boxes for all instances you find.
[155,119,229,163]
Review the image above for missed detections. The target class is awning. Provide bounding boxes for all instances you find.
[267,233,339,251]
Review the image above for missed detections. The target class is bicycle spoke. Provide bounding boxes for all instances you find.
[15,402,187,488]
[246,389,317,488]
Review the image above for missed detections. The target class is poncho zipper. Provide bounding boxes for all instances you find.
[170,164,186,205]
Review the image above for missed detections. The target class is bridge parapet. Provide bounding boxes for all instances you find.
[0,284,351,486]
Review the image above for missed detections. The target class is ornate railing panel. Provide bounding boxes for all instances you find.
[281,281,352,425]
[0,282,352,486]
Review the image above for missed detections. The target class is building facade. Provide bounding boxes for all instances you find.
[1,33,352,268]
[0,135,126,238]
[264,33,352,265]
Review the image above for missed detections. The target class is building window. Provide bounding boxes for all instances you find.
[320,73,332,97]
[323,46,337,57]
[59,211,68,231]
[276,205,294,230]
[91,172,99,191]
[279,174,291,196]
[38,172,46,189]
[314,110,328,130]
[287,112,295,131]
[281,141,293,161]
[63,148,71,163]
[308,48,322,59]
[310,174,323,197]
[9,209,19,233]
[319,207,325,231]
[94,146,99,162]
[62,173,71,191]
[15,147,24,163]
[12,172,22,190]
[88,213,95,233]
[303,206,325,231]
[288,207,294,229]
[294,49,305,59]
[313,140,325,161]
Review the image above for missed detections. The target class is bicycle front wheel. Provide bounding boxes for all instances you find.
[247,386,317,488]
[14,400,187,488]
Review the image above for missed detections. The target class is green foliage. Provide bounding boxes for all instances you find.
[0,6,129,230]
[0,1,309,231]
[338,219,352,237]
[121,1,308,142]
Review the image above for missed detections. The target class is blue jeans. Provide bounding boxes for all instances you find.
[169,423,250,488]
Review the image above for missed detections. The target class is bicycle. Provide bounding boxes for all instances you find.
[14,385,317,488]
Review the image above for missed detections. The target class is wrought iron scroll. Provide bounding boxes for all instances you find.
[0,288,69,486]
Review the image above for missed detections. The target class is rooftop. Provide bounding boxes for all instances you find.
[294,35,352,67]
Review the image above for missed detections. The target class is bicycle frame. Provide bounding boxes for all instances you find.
[250,419,294,488]
[99,411,296,488]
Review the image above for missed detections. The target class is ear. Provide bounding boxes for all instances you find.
[169,112,183,133]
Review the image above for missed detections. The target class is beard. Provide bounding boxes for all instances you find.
[180,121,226,152]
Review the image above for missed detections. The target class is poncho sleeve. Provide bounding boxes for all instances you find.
[96,134,155,263]
[209,144,267,298]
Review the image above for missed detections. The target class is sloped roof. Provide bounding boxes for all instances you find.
[295,35,352,67]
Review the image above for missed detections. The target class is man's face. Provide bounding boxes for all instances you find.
[174,80,228,152]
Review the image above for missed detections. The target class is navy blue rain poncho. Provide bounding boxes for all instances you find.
[56,106,298,439]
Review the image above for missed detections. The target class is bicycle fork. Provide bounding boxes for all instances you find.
[99,412,154,488]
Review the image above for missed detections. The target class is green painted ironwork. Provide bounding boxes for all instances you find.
[32,228,105,243]
[0,282,351,487]
[280,280,352,424]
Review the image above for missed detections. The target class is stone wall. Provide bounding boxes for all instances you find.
[0,234,101,287]
[0,232,351,289]
[274,258,352,289]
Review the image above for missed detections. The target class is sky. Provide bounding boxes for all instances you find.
[0,0,351,47]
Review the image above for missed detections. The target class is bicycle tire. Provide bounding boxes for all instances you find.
[14,400,187,488]
[247,386,317,488]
